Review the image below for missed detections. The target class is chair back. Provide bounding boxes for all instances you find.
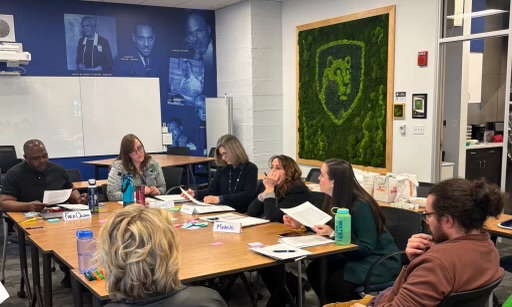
[417,181,435,197]
[162,166,183,194]
[0,145,21,173]
[65,169,82,182]
[167,147,190,156]
[208,147,217,169]
[381,206,423,251]
[306,168,321,183]
[438,274,504,307]
[99,184,109,202]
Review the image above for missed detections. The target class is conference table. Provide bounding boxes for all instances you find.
[72,179,109,190]
[8,203,358,307]
[83,154,214,186]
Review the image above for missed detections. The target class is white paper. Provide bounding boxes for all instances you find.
[281,201,332,228]
[63,210,92,221]
[43,189,72,205]
[201,213,269,227]
[148,201,175,209]
[59,204,90,211]
[180,187,210,206]
[181,204,235,215]
[155,194,188,203]
[279,235,334,248]
[251,243,311,261]
[0,280,9,303]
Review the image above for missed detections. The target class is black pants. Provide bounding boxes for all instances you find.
[306,256,360,305]
[259,265,292,307]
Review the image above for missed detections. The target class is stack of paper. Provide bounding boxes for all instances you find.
[179,187,210,206]
[180,204,235,215]
[251,243,311,260]
[154,194,188,203]
[279,235,334,248]
[280,201,332,228]
[200,213,269,227]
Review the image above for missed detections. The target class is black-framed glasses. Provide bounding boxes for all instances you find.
[422,211,436,221]
[129,145,144,155]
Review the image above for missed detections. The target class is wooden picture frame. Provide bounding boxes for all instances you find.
[393,103,405,120]
[296,6,395,174]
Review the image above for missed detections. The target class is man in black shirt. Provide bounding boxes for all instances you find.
[0,139,84,212]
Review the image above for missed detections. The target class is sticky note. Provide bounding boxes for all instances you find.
[98,219,108,224]
[210,242,224,246]
[247,242,265,248]
[47,218,60,223]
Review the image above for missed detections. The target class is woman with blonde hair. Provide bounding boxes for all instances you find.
[97,206,227,306]
[183,134,258,213]
[107,134,166,201]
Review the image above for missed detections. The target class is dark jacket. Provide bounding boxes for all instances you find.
[247,181,312,222]
[196,162,258,213]
[113,47,157,77]
[105,286,227,307]
[76,34,113,71]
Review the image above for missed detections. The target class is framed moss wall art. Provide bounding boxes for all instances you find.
[296,6,395,173]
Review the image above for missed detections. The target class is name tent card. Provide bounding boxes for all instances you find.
[63,210,92,221]
[213,221,241,234]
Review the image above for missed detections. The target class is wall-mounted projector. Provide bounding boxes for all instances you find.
[0,43,31,66]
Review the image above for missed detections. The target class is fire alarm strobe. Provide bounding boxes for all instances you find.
[418,51,428,67]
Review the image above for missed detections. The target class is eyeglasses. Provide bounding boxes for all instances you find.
[129,145,144,155]
[421,211,436,221]
[219,151,228,158]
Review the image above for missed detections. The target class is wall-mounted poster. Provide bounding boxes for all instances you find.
[296,6,395,173]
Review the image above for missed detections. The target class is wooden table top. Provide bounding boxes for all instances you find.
[83,154,214,168]
[484,213,512,239]
[73,179,109,190]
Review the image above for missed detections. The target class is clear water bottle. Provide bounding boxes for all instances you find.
[87,179,98,213]
[76,230,96,274]
[122,175,134,206]
[333,207,351,245]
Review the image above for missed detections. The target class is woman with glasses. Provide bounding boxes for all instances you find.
[182,134,257,213]
[107,134,166,201]
[283,159,401,304]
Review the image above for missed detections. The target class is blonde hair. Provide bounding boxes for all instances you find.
[96,206,181,301]
[215,134,249,167]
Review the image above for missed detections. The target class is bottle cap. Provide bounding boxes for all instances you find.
[88,178,96,185]
[337,208,349,214]
[76,230,94,239]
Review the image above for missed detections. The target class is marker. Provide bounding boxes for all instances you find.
[273,250,296,253]
[26,226,45,230]
[264,172,268,177]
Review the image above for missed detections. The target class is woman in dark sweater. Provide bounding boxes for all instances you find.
[284,159,401,304]
[247,155,312,307]
[247,154,311,222]
[183,134,257,213]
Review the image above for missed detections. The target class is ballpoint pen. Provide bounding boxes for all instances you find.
[26,226,45,230]
[273,250,296,253]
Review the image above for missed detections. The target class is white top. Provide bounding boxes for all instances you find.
[466,142,503,150]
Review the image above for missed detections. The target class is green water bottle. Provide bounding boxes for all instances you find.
[333,207,351,245]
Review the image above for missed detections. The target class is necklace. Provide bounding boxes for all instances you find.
[228,166,243,194]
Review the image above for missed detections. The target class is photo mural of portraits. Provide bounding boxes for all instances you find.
[64,14,117,75]
[113,22,157,77]
[296,6,395,173]
[168,57,204,107]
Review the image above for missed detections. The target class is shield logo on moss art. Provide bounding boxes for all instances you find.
[316,40,365,125]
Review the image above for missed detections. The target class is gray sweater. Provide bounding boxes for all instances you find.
[107,159,166,201]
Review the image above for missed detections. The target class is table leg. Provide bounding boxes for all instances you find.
[297,261,303,307]
[17,229,32,301]
[71,273,83,307]
[42,253,52,307]
[30,244,43,307]
[92,296,106,307]
[94,166,100,180]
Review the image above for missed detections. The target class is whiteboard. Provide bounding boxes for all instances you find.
[206,97,233,150]
[0,76,162,158]
[80,77,162,156]
[0,77,84,158]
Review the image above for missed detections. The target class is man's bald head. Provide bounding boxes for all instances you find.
[23,139,49,172]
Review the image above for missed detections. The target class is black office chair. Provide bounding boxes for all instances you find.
[305,168,321,183]
[167,146,190,156]
[0,145,22,186]
[99,184,108,202]
[417,181,435,197]
[437,274,504,307]
[162,166,184,194]
[65,169,82,183]
[355,207,423,294]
